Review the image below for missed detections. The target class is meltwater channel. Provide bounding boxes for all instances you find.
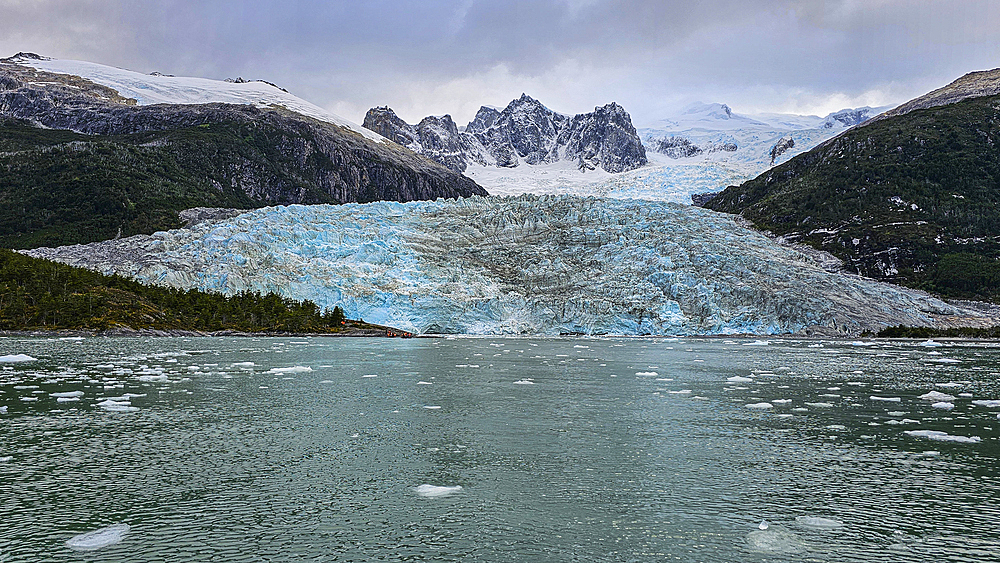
[0,336,998,562]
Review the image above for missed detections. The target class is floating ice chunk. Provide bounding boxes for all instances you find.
[97,399,138,412]
[727,376,753,383]
[635,371,658,376]
[423,405,441,410]
[931,402,954,410]
[904,430,981,443]
[746,402,773,409]
[57,397,80,403]
[743,340,769,346]
[573,345,589,349]
[513,379,535,385]
[20,397,37,402]
[927,358,962,364]
[759,520,769,530]
[267,366,312,374]
[919,339,943,347]
[825,424,846,430]
[850,341,873,346]
[51,391,85,398]
[232,362,255,368]
[807,343,824,348]
[971,400,1000,408]
[413,484,462,498]
[417,381,433,385]
[791,407,809,412]
[0,354,36,363]
[795,516,844,530]
[772,399,792,404]
[871,396,901,402]
[362,374,378,378]
[0,406,6,414]
[137,374,169,382]
[0,455,11,462]
[667,389,692,394]
[746,529,806,554]
[935,382,962,388]
[919,391,955,402]
[65,523,130,551]
[804,402,834,408]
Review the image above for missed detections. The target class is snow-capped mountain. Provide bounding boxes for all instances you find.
[2,52,383,141]
[0,52,484,245]
[363,94,647,174]
[25,196,992,337]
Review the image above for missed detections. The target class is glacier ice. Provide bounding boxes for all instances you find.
[65,523,130,551]
[25,195,994,336]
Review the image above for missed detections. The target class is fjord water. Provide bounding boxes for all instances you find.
[0,337,998,562]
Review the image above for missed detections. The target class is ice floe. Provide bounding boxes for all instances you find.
[871,396,902,402]
[794,516,844,530]
[51,391,84,398]
[930,402,955,410]
[727,376,753,383]
[971,400,1000,408]
[804,402,834,408]
[513,379,535,385]
[413,484,463,498]
[919,391,955,402]
[746,528,807,554]
[904,430,981,443]
[65,523,130,551]
[0,354,37,363]
[267,366,313,374]
[635,371,658,376]
[746,402,773,409]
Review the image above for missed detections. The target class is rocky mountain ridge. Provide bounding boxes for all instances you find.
[363,94,647,174]
[0,56,485,247]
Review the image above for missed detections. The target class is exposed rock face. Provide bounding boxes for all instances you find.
[363,94,647,173]
[769,137,795,165]
[872,68,1000,123]
[0,61,486,205]
[650,136,704,158]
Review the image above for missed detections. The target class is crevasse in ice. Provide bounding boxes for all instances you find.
[26,195,987,335]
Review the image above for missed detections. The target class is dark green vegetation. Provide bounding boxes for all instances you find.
[876,324,1000,339]
[704,94,1000,301]
[0,118,261,248]
[0,248,392,334]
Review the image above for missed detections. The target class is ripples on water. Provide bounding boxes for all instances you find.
[0,336,997,562]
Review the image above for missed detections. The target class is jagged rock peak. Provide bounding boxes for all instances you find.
[364,95,647,174]
[0,52,50,63]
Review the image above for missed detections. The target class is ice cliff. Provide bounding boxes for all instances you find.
[24,196,990,336]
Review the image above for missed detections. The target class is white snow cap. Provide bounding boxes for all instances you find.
[13,57,385,143]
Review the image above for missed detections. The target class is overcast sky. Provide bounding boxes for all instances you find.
[2,0,998,127]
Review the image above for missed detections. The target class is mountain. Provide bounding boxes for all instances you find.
[24,196,996,336]
[702,70,1000,301]
[0,53,485,248]
[362,94,647,174]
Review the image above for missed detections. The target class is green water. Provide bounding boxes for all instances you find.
[0,336,998,562]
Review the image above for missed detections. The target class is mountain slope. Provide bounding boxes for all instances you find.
[703,87,1000,300]
[363,94,647,174]
[0,55,485,247]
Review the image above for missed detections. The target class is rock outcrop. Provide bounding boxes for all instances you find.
[363,94,647,173]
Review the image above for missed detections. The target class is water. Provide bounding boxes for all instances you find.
[0,336,998,562]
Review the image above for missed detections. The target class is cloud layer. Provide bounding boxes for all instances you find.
[2,0,998,125]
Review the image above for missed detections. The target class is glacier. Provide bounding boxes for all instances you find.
[25,196,991,336]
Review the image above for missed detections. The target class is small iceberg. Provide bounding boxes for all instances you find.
[743,340,769,346]
[512,379,535,385]
[267,366,312,374]
[871,396,901,402]
[904,430,981,443]
[971,400,1000,408]
[0,354,37,363]
[413,484,462,498]
[746,402,773,409]
[51,391,85,398]
[804,402,834,408]
[65,523,130,551]
[919,339,943,347]
[919,391,955,402]
[930,402,954,410]
[635,371,658,376]
[727,376,753,383]
[795,516,844,530]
